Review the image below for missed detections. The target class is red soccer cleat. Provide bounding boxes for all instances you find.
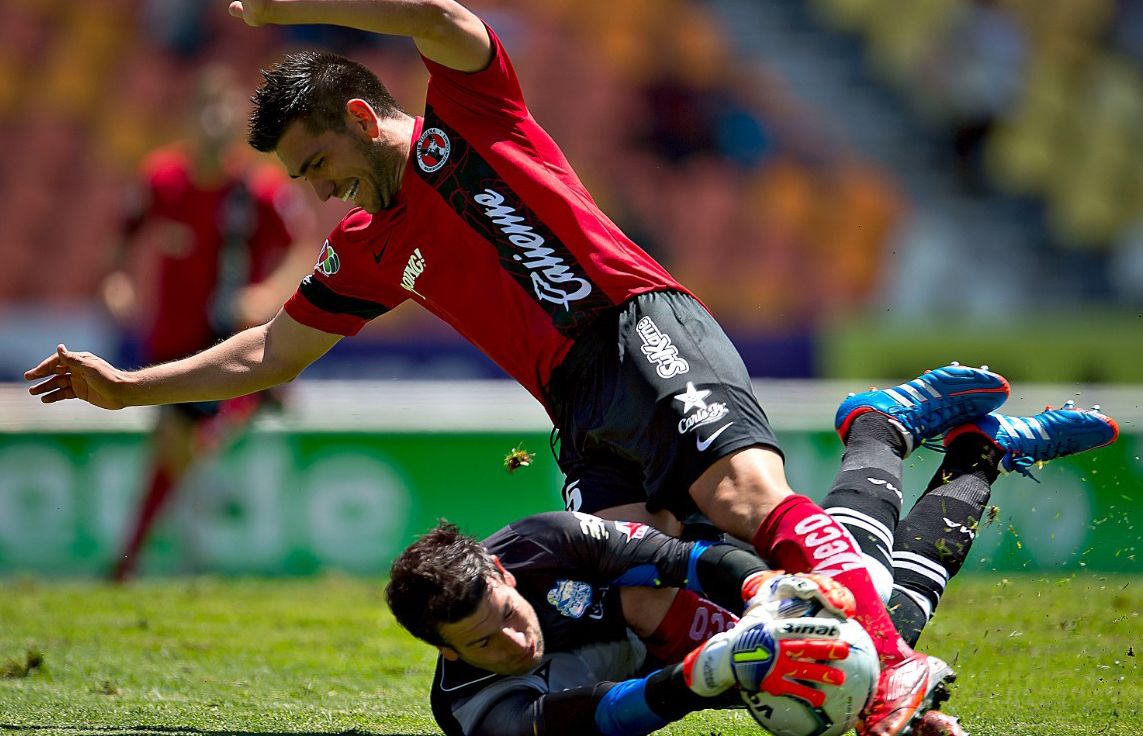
[856,652,956,736]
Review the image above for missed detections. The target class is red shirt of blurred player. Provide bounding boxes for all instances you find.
[124,147,303,362]
[107,65,309,363]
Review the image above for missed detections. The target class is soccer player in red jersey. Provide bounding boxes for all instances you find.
[25,3,953,730]
[101,64,316,581]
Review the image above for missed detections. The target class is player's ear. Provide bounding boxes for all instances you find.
[438,646,460,661]
[345,99,380,139]
[491,556,516,588]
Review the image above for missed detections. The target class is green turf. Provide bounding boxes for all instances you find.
[0,573,1138,735]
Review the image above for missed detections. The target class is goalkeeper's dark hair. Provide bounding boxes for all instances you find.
[386,521,502,647]
[248,51,405,153]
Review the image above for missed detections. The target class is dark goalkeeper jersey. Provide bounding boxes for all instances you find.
[429,512,712,736]
[284,25,690,411]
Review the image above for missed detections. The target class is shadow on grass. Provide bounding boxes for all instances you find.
[0,727,430,736]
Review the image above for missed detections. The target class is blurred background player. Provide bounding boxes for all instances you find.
[101,63,315,581]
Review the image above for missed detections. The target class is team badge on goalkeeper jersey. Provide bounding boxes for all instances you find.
[547,579,593,618]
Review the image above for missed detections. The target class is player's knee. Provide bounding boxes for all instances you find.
[619,586,680,638]
[689,448,795,540]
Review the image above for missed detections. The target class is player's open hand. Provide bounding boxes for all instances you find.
[228,0,271,27]
[24,344,128,410]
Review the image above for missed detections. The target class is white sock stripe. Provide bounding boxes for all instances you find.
[893,559,949,590]
[825,507,894,551]
[1026,416,1050,440]
[893,550,951,581]
[893,583,935,620]
[864,554,895,603]
[885,388,913,407]
[899,382,928,403]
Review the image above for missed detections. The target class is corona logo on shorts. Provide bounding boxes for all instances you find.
[317,240,340,276]
[416,127,451,172]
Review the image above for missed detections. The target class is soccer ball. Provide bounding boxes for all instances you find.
[736,617,879,736]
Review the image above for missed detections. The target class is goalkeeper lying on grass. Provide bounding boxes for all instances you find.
[388,512,879,736]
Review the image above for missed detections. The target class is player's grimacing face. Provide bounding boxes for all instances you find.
[437,576,545,676]
[275,119,393,213]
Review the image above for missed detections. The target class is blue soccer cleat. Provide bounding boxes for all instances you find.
[944,402,1119,480]
[835,363,1011,455]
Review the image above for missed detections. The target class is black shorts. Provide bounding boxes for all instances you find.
[168,400,223,421]
[165,389,284,423]
[546,290,782,521]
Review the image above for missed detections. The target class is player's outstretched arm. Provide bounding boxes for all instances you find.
[25,310,341,410]
[228,0,492,72]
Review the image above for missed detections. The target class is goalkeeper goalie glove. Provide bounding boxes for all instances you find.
[682,615,850,701]
[741,570,857,622]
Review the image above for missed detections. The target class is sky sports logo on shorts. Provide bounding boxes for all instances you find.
[635,316,689,378]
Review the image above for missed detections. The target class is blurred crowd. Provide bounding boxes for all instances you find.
[814,0,1143,263]
[4,0,1140,381]
[0,0,901,348]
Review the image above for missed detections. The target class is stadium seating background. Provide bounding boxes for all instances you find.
[0,0,1140,383]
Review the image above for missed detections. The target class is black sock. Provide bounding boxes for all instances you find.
[890,433,1001,645]
[645,664,716,721]
[885,589,929,648]
[845,409,909,458]
[821,412,905,598]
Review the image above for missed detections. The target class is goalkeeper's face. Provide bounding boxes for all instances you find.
[437,572,545,676]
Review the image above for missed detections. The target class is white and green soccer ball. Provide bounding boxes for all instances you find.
[736,616,879,736]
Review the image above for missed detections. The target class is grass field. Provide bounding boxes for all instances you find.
[1,573,1139,736]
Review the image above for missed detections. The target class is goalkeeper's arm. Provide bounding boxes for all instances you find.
[466,666,715,736]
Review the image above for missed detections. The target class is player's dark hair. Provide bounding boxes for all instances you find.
[248,51,405,152]
[386,521,502,647]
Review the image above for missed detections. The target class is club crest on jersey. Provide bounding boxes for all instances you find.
[416,127,451,173]
[547,580,593,619]
[317,240,340,275]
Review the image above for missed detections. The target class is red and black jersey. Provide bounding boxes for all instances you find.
[127,146,303,363]
[285,26,689,411]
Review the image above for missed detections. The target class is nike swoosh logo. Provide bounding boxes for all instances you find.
[696,422,734,452]
[372,248,385,264]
